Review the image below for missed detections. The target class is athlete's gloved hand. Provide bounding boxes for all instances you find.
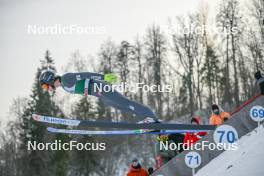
[104,73,118,84]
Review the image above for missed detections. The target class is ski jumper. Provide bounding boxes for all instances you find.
[60,72,158,121]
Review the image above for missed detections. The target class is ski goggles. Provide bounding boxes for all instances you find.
[41,83,54,91]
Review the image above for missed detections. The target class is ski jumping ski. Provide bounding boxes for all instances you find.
[32,114,216,130]
[47,127,209,135]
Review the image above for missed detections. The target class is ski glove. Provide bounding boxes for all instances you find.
[104,73,118,84]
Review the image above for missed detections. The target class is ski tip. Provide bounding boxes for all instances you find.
[32,114,41,121]
[47,127,56,132]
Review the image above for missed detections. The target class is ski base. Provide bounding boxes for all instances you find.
[47,127,208,135]
[33,114,216,130]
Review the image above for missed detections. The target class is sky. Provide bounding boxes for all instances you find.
[0,0,224,124]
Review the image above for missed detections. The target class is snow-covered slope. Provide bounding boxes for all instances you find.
[196,125,264,176]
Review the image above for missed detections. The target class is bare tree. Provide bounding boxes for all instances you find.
[144,24,167,117]
[216,0,243,107]
[115,41,133,96]
[98,39,117,73]
[132,37,145,104]
[171,15,200,115]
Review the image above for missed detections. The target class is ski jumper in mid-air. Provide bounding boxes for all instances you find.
[39,71,159,122]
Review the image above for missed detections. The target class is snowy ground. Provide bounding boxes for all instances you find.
[196,125,264,176]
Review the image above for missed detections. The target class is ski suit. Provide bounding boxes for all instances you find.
[60,72,158,121]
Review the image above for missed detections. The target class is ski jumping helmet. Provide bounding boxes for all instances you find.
[39,70,55,91]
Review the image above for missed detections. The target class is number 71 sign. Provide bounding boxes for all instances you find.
[185,152,201,169]
[185,152,201,175]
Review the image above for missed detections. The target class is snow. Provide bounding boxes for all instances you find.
[195,125,264,176]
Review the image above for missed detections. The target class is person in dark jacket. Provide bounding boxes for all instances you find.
[168,133,185,153]
[148,167,154,175]
[255,71,264,95]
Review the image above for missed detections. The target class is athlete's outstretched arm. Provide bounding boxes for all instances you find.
[64,72,104,81]
[74,72,118,83]
[61,72,117,87]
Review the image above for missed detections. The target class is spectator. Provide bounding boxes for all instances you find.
[148,167,154,175]
[209,104,231,126]
[155,154,163,170]
[168,133,185,153]
[183,117,207,147]
[127,158,149,176]
[155,134,176,165]
[255,71,264,95]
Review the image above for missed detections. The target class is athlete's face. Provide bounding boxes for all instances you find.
[54,79,61,88]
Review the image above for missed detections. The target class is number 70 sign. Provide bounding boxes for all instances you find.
[213,125,238,145]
